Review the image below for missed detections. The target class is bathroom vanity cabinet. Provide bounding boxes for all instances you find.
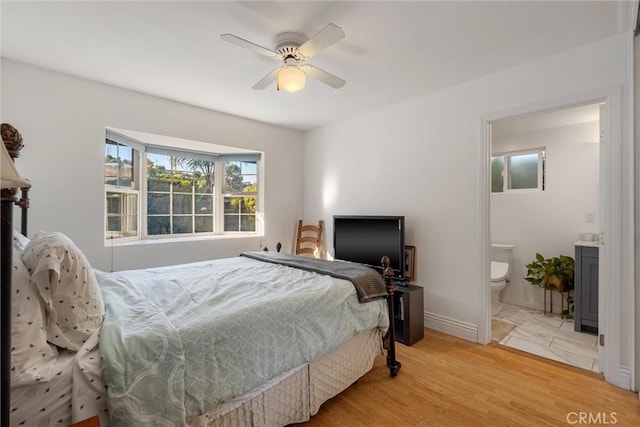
[574,244,599,333]
[393,284,424,346]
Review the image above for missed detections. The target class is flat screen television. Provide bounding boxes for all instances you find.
[333,215,405,279]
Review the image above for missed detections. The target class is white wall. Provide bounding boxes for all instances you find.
[1,59,305,271]
[491,121,600,312]
[304,34,631,343]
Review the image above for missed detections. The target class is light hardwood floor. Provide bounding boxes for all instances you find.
[300,328,640,426]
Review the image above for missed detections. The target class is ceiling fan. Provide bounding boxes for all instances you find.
[221,23,346,93]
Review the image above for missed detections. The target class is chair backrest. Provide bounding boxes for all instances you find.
[295,220,323,257]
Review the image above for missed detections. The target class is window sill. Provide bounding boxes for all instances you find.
[105,233,262,247]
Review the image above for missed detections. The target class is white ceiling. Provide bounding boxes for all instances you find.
[1,1,632,131]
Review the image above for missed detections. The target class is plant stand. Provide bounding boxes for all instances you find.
[543,288,570,319]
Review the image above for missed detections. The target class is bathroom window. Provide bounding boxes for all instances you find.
[491,149,545,193]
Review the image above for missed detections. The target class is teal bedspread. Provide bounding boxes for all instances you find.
[97,255,388,426]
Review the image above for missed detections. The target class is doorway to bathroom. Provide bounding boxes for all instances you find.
[487,102,602,372]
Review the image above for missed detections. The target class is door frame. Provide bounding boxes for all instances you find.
[478,85,635,390]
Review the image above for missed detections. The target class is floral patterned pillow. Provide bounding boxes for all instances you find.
[11,252,58,386]
[22,232,104,351]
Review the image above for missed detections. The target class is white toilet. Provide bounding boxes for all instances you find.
[490,244,514,316]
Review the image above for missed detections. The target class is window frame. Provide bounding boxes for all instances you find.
[104,131,263,244]
[105,139,141,243]
[221,159,259,233]
[491,148,545,194]
[143,149,218,240]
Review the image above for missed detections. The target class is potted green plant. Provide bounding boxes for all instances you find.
[525,253,575,318]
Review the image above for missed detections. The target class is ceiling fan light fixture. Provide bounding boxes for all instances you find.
[276,62,306,92]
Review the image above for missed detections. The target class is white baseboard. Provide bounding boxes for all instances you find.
[424,311,478,342]
[616,365,632,390]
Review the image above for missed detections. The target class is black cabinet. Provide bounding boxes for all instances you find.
[574,245,598,333]
[393,284,424,346]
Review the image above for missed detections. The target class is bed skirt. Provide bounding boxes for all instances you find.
[189,328,383,427]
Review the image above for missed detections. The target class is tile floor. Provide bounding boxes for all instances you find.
[492,302,600,372]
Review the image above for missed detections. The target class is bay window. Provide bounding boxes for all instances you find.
[104,129,262,242]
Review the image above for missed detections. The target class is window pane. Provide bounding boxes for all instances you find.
[195,195,213,214]
[173,194,193,214]
[172,171,193,193]
[241,197,256,214]
[147,153,172,191]
[148,193,170,215]
[224,215,239,231]
[106,192,122,214]
[105,141,135,188]
[509,153,538,189]
[107,216,121,234]
[105,142,119,186]
[148,176,171,192]
[240,215,256,232]
[223,196,256,232]
[172,216,192,234]
[106,192,138,239]
[224,197,240,214]
[225,163,244,193]
[224,161,257,194]
[180,158,214,193]
[148,216,170,235]
[491,156,504,193]
[195,216,213,233]
[195,174,214,194]
[117,145,134,187]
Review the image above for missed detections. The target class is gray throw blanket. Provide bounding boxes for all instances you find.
[240,251,388,303]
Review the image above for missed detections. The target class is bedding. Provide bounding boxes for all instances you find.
[22,231,104,351]
[11,244,58,387]
[239,251,388,302]
[98,254,389,426]
[10,229,391,427]
[13,229,30,254]
[10,349,75,426]
[10,331,109,427]
[193,328,383,426]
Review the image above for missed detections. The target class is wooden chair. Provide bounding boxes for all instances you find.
[295,220,323,257]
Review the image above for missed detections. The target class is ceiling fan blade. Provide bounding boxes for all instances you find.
[301,64,345,89]
[298,23,345,59]
[221,33,278,58]
[252,67,279,90]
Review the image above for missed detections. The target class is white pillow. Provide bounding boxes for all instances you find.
[13,230,29,255]
[22,232,104,351]
[11,252,58,387]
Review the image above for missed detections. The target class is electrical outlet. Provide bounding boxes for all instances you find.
[585,212,595,223]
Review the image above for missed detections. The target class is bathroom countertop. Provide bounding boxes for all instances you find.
[574,240,599,247]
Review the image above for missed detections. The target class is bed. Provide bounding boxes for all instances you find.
[1,124,402,427]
